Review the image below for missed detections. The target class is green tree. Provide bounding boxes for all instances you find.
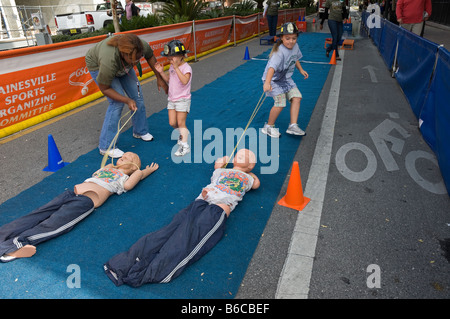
[290,0,315,9]
[160,0,205,22]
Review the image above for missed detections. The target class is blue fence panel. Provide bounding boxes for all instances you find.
[378,20,400,69]
[420,47,450,194]
[361,13,449,195]
[395,29,439,118]
[419,81,437,152]
[369,18,383,47]
[364,13,398,69]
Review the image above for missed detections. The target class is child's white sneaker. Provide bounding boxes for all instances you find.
[175,143,190,156]
[286,123,306,136]
[262,123,281,138]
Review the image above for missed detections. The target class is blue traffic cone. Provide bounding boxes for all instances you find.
[243,46,250,60]
[43,134,69,172]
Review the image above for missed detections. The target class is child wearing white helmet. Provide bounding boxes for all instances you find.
[156,40,192,156]
[261,22,309,138]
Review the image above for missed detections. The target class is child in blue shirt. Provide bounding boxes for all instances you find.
[262,22,309,138]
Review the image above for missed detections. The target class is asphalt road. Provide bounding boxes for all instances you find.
[237,18,450,299]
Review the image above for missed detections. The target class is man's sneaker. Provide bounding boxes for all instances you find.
[286,123,306,136]
[175,143,190,157]
[133,133,154,141]
[99,148,124,158]
[262,124,281,138]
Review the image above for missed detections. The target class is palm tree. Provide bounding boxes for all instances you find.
[161,0,205,22]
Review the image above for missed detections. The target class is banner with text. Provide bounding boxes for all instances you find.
[0,36,106,136]
[235,14,259,42]
[194,17,233,54]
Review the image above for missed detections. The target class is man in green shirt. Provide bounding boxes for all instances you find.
[85,33,168,158]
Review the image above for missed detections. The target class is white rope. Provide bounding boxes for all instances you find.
[251,57,329,64]
[100,109,136,168]
[224,91,266,167]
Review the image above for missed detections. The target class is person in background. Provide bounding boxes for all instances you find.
[318,0,329,30]
[125,0,140,20]
[396,0,432,36]
[380,0,385,15]
[324,0,347,61]
[263,0,280,37]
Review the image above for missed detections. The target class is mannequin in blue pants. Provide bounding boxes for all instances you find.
[0,153,158,262]
[104,149,260,287]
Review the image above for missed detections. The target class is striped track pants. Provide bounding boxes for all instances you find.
[104,199,227,287]
[0,190,94,259]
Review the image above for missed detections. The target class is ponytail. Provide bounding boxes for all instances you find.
[269,37,283,58]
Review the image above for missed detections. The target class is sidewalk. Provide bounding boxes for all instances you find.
[423,21,450,48]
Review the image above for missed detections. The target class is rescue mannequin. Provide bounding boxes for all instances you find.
[0,152,158,262]
[104,149,260,287]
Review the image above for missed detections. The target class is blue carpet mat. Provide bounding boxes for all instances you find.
[0,33,331,298]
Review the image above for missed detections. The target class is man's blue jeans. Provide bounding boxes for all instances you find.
[327,19,343,57]
[89,69,149,151]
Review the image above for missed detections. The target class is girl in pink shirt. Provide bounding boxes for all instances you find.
[156,40,192,157]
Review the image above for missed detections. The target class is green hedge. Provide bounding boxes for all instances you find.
[51,6,309,44]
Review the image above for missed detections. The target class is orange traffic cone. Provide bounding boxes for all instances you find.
[278,161,310,211]
[329,50,337,65]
